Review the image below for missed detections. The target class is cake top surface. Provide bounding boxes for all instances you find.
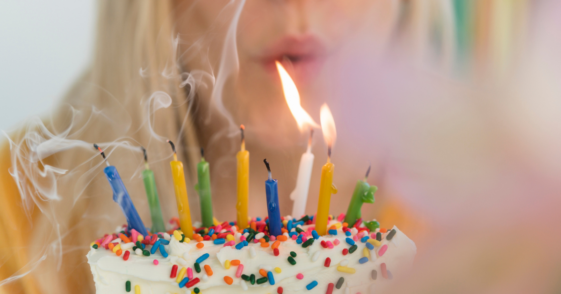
[88,215,416,293]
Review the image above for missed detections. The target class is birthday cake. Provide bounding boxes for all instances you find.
[87,216,416,294]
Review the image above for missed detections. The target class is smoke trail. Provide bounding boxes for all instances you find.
[143,91,173,142]
[2,111,144,285]
[207,0,245,130]
[0,254,47,287]
[0,1,249,287]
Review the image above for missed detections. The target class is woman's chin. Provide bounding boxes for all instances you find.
[247,116,303,150]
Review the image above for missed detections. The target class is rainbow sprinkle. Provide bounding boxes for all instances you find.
[89,213,395,291]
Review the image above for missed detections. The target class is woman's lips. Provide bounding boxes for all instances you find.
[258,36,328,84]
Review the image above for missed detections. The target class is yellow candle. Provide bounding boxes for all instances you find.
[315,159,337,235]
[236,125,249,230]
[316,103,338,236]
[168,140,194,239]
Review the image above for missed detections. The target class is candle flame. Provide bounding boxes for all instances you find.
[276,61,319,131]
[320,104,337,151]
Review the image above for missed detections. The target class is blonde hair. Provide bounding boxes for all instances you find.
[9,1,200,292]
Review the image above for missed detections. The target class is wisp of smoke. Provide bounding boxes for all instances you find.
[1,0,248,287]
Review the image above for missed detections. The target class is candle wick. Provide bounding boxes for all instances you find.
[140,146,150,169]
[166,139,178,161]
[307,128,313,152]
[200,147,205,159]
[365,163,371,180]
[327,146,332,162]
[93,143,111,166]
[263,159,272,180]
[240,125,246,151]
[166,139,176,153]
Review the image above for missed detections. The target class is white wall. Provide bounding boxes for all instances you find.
[0,0,95,130]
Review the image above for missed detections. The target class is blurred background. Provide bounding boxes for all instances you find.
[0,0,94,130]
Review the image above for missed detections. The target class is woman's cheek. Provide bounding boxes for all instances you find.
[237,2,285,52]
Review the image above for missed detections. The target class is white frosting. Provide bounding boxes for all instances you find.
[88,224,416,294]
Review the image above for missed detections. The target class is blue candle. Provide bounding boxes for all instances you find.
[94,144,148,236]
[104,166,148,236]
[263,159,282,236]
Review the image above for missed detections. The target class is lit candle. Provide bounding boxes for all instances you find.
[236,125,249,230]
[276,61,320,219]
[140,147,166,233]
[94,144,148,236]
[315,104,338,236]
[167,140,194,238]
[196,148,214,228]
[343,165,377,227]
[290,130,314,218]
[263,159,282,236]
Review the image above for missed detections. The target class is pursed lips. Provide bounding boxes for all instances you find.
[257,35,328,83]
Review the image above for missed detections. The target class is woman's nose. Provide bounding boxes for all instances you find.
[280,0,318,35]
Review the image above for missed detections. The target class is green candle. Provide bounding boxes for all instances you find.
[140,147,166,233]
[364,220,380,232]
[344,165,377,227]
[196,148,214,228]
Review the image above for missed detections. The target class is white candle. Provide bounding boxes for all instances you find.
[291,131,314,218]
[275,61,319,218]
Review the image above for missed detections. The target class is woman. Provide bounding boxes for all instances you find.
[0,1,420,292]
[4,1,555,293]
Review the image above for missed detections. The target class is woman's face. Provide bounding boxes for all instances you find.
[174,0,394,147]
[173,0,399,231]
